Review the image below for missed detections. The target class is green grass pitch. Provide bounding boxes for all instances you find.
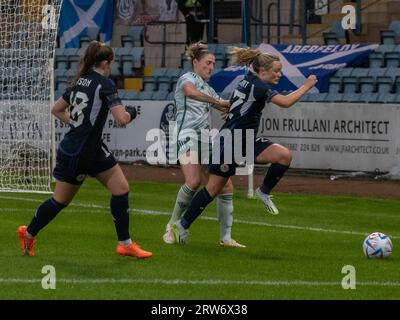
[0,179,399,299]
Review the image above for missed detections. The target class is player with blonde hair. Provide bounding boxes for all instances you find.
[163,42,245,248]
[171,46,318,244]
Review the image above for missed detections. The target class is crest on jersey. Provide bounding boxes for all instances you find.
[220,164,229,173]
[76,174,87,182]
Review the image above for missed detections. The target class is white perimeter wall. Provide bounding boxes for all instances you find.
[54,101,400,172]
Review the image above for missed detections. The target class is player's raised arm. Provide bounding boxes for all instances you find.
[271,75,318,108]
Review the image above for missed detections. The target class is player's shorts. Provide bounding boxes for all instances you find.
[53,142,117,185]
[176,132,212,165]
[208,136,275,177]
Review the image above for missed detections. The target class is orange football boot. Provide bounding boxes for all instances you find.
[116,242,152,259]
[17,226,36,257]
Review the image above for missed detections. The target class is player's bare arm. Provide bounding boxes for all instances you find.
[111,105,135,126]
[271,75,318,108]
[182,82,228,111]
[51,97,71,124]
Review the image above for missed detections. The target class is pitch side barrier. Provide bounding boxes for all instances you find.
[52,100,400,173]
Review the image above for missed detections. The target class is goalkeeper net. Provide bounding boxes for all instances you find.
[0,1,62,193]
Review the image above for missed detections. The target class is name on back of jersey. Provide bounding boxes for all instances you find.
[238,79,250,89]
[76,78,92,87]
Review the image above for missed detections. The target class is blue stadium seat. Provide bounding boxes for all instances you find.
[323,32,339,45]
[393,76,400,93]
[367,68,386,78]
[312,93,328,102]
[215,57,225,69]
[157,76,172,91]
[207,43,218,53]
[301,93,327,102]
[67,48,83,70]
[171,78,179,92]
[131,47,145,68]
[143,77,156,91]
[369,52,384,68]
[55,48,68,69]
[376,76,393,93]
[122,61,134,77]
[330,21,346,41]
[351,68,368,77]
[342,93,361,102]
[361,92,379,103]
[152,91,170,100]
[182,59,192,70]
[117,47,144,76]
[123,91,140,100]
[86,27,100,40]
[65,69,75,78]
[324,93,343,102]
[328,77,342,93]
[388,20,400,35]
[79,37,91,49]
[62,48,78,55]
[54,69,66,78]
[335,68,353,78]
[138,91,154,100]
[380,30,396,45]
[54,90,63,100]
[166,68,183,77]
[342,77,358,93]
[121,26,144,48]
[300,93,312,102]
[79,27,99,48]
[55,68,69,91]
[378,44,396,53]
[111,58,121,77]
[57,80,68,92]
[359,76,375,93]
[384,68,400,81]
[377,93,397,103]
[167,91,175,100]
[385,52,400,68]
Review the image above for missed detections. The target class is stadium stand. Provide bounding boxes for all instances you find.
[49,1,400,105]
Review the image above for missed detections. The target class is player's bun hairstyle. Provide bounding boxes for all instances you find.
[74,40,114,83]
[229,47,280,73]
[185,41,213,64]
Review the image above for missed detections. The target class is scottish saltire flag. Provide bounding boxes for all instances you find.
[58,0,114,48]
[209,43,379,94]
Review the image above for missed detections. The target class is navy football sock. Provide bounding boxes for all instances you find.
[110,193,130,241]
[180,188,214,229]
[260,163,289,194]
[27,198,67,237]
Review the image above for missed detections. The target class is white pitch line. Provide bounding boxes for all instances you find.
[1,278,400,287]
[1,195,399,239]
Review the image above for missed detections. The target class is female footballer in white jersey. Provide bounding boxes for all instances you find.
[162,42,245,248]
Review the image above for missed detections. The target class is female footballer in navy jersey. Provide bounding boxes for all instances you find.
[171,47,318,244]
[17,41,152,259]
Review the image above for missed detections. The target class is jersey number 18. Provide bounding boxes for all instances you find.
[69,91,89,128]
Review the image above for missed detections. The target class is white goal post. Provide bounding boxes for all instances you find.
[0,1,63,193]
